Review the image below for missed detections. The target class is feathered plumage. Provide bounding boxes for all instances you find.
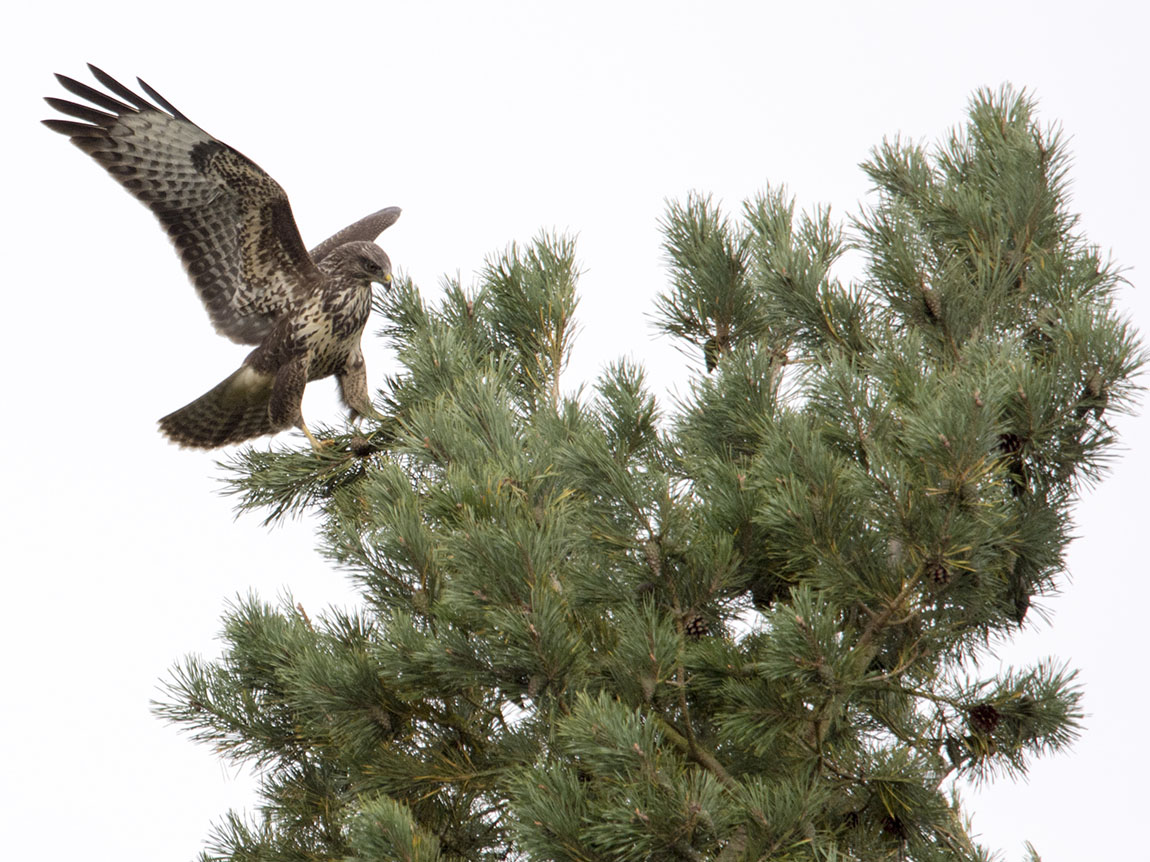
[44,65,400,448]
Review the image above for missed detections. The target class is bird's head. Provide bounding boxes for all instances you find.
[321,240,393,290]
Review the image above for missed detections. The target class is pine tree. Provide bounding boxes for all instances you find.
[155,87,1142,861]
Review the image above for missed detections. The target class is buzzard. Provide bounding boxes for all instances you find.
[43,65,400,449]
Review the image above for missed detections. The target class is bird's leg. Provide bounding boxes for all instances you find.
[269,359,331,451]
[338,350,386,426]
[297,416,337,450]
[299,417,324,450]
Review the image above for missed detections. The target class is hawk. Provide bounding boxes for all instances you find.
[43,65,400,449]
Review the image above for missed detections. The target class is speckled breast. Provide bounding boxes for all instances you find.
[301,283,374,380]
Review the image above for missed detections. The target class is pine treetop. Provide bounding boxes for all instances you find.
[158,86,1142,862]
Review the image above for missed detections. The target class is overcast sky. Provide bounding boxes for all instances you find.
[3,2,1147,859]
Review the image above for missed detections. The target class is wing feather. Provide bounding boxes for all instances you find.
[86,64,162,113]
[53,73,136,114]
[44,66,319,345]
[309,206,402,263]
[136,77,190,121]
[44,96,117,125]
[42,119,101,138]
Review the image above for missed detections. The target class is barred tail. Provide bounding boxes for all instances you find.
[158,366,283,449]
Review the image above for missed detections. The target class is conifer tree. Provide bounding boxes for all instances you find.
[156,87,1142,861]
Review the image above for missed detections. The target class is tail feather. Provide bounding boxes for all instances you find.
[159,366,284,448]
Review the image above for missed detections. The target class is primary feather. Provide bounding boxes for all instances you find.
[45,66,400,448]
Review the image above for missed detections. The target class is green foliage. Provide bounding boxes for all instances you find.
[159,87,1142,861]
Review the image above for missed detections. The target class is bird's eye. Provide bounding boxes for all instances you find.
[363,259,381,272]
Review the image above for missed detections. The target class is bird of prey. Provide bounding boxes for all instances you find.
[43,65,400,449]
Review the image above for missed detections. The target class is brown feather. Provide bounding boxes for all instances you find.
[310,206,403,263]
[47,66,401,449]
[44,66,317,345]
[158,367,282,449]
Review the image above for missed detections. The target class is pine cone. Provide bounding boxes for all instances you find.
[998,432,1023,455]
[684,614,709,639]
[921,284,942,320]
[349,435,376,457]
[643,539,662,578]
[1077,368,1108,418]
[997,432,1028,495]
[927,560,951,585]
[368,704,392,732]
[968,703,1001,735]
[704,337,721,372]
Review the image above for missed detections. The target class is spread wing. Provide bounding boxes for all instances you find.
[43,65,320,345]
[310,206,402,264]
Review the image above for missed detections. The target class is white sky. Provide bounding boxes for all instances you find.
[2,2,1147,859]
